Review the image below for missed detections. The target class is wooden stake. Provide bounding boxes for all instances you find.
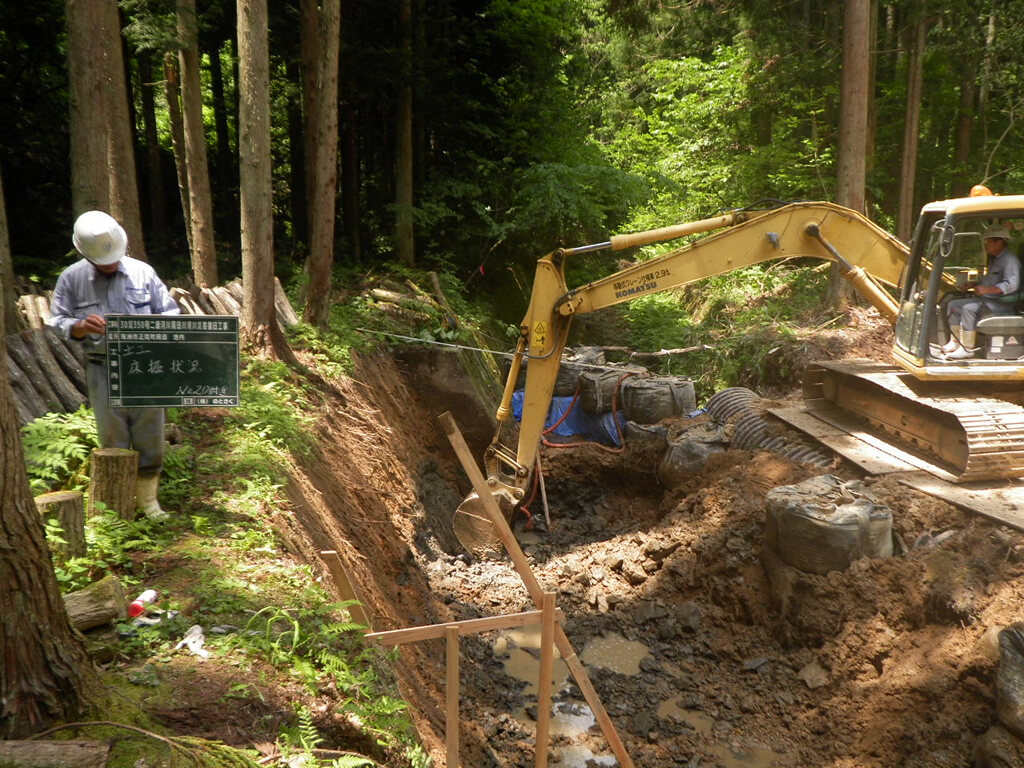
[535,592,555,768]
[319,550,372,629]
[446,624,460,768]
[367,608,565,646]
[439,411,636,768]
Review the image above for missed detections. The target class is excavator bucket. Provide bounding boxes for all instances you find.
[452,489,516,559]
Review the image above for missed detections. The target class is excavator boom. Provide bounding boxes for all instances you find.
[500,202,908,487]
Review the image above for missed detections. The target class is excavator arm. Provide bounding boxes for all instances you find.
[453,202,912,555]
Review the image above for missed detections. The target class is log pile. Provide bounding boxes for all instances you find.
[6,277,298,426]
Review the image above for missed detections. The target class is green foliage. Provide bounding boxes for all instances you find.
[54,506,166,591]
[280,706,324,752]
[404,745,434,768]
[328,757,377,768]
[21,407,98,494]
[227,604,417,752]
[218,360,315,483]
[584,260,834,398]
[41,723,265,768]
[120,0,178,53]
[158,440,197,512]
[506,162,646,248]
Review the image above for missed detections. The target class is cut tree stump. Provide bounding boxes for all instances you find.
[34,490,86,559]
[89,448,138,520]
[62,573,127,631]
[0,740,110,768]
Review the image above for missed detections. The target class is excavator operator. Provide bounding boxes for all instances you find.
[940,226,1021,359]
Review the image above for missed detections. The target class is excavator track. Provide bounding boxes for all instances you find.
[803,359,1024,483]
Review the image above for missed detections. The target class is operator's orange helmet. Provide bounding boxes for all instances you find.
[970,184,994,197]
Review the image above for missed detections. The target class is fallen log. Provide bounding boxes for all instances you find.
[0,741,110,768]
[274,277,300,326]
[43,328,88,396]
[7,353,49,420]
[55,325,86,367]
[18,294,46,330]
[62,573,127,631]
[201,286,232,315]
[20,328,86,412]
[225,278,244,304]
[22,298,87,393]
[212,285,241,315]
[12,393,35,425]
[6,332,63,413]
[169,286,205,315]
[194,288,218,315]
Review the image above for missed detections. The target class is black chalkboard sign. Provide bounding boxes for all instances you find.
[105,314,240,407]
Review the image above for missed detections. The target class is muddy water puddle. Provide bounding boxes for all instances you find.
[494,628,790,767]
[495,628,639,766]
[658,699,791,767]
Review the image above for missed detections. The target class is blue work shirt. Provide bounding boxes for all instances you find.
[981,246,1021,296]
[48,255,180,355]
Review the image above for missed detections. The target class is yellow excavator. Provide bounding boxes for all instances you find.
[454,192,1024,553]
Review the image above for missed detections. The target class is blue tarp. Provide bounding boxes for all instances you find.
[511,390,625,447]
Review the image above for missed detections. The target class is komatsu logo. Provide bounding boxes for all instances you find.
[614,281,657,299]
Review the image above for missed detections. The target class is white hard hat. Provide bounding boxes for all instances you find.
[72,210,127,265]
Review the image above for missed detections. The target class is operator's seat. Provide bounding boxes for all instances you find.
[976,290,1024,359]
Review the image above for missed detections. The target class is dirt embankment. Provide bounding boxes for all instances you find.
[278,346,1024,768]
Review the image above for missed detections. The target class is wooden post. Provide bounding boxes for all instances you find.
[439,411,636,768]
[535,592,555,768]
[320,550,372,629]
[89,448,138,520]
[446,624,460,768]
[34,490,86,559]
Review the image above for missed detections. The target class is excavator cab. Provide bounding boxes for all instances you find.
[892,196,1024,376]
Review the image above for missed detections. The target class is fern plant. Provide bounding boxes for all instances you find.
[20,406,98,493]
[53,504,164,591]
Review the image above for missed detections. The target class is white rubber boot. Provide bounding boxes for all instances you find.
[941,325,961,354]
[135,475,169,522]
[946,329,978,359]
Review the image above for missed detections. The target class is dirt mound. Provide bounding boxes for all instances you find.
[274,345,1024,767]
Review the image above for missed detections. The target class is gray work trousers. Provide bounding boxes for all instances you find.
[86,361,165,478]
[946,296,1014,332]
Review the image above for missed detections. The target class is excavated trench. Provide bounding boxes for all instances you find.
[279,346,1024,768]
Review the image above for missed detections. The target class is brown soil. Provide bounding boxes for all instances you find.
[141,308,1024,767]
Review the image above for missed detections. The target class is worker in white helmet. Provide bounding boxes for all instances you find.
[48,210,181,521]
